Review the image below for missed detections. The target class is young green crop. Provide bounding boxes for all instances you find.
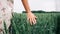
[4,13,60,34]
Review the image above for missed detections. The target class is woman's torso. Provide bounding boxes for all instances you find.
[0,0,13,19]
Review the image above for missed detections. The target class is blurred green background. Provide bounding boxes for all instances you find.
[8,11,60,34]
[4,11,60,34]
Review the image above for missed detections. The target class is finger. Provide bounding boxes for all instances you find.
[31,18,35,25]
[34,16,37,20]
[34,18,36,24]
[27,17,33,25]
[29,18,32,25]
[35,16,37,18]
[32,18,34,24]
[33,18,36,24]
[27,17,29,21]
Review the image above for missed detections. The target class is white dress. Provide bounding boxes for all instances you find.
[0,0,13,33]
[14,0,22,13]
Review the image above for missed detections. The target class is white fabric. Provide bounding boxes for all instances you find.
[14,0,23,13]
[0,0,12,33]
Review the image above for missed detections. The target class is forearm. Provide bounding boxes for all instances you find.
[21,0,37,25]
[21,0,31,13]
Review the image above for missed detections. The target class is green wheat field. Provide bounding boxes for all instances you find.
[4,12,60,34]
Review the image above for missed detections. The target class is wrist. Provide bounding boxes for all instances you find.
[26,11,32,13]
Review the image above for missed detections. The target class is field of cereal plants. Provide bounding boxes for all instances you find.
[4,12,60,34]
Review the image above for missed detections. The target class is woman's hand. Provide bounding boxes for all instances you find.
[21,0,37,25]
[27,12,37,25]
